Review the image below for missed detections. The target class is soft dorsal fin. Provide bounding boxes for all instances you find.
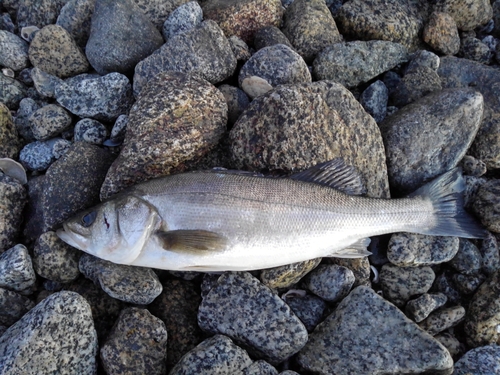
[156,230,228,253]
[290,158,366,195]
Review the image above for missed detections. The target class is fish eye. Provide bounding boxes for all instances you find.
[81,211,97,227]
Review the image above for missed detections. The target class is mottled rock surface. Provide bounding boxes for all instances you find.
[0,175,26,252]
[29,104,72,141]
[471,179,500,233]
[454,345,500,374]
[0,103,21,159]
[434,0,492,31]
[56,0,97,47]
[260,258,321,290]
[423,11,460,55]
[0,288,35,327]
[0,30,29,71]
[16,0,68,29]
[0,74,27,109]
[162,1,202,39]
[406,293,448,323]
[0,244,36,293]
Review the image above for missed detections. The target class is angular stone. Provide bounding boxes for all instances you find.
[360,80,388,123]
[162,1,202,39]
[406,293,448,323]
[282,292,326,333]
[391,66,442,107]
[0,244,36,293]
[434,0,492,31]
[423,11,461,55]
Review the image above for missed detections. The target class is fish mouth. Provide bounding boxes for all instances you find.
[56,224,88,252]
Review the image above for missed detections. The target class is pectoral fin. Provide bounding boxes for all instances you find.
[155,230,228,252]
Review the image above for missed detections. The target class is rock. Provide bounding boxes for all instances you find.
[379,263,435,306]
[241,76,274,99]
[170,335,253,375]
[228,36,252,62]
[52,139,72,159]
[282,291,326,332]
[0,30,29,71]
[101,71,227,199]
[419,306,466,335]
[282,0,342,63]
[406,293,448,323]
[202,0,283,43]
[0,73,27,109]
[198,272,308,364]
[304,264,355,302]
[28,24,89,79]
[0,12,15,33]
[14,98,41,141]
[229,81,390,199]
[33,231,81,283]
[452,273,486,295]
[0,288,35,327]
[162,1,202,39]
[79,254,162,305]
[253,26,293,51]
[0,244,36,294]
[387,233,460,267]
[29,104,72,141]
[0,175,27,252]
[16,0,68,28]
[55,72,134,122]
[133,20,236,96]
[461,154,487,177]
[0,103,21,159]
[380,88,483,193]
[454,345,500,374]
[132,0,191,29]
[56,0,97,47]
[471,179,500,233]
[19,139,58,171]
[391,66,442,107]
[434,0,492,31]
[238,44,311,88]
[73,118,107,145]
[260,258,321,290]
[296,286,453,374]
[313,40,408,88]
[86,0,164,75]
[31,67,63,99]
[359,80,388,123]
[433,271,462,305]
[243,360,278,375]
[464,270,500,347]
[435,332,462,359]
[448,239,482,274]
[218,84,250,127]
[0,291,98,374]
[460,36,492,64]
[100,307,168,375]
[480,233,500,275]
[408,50,441,71]
[423,11,460,55]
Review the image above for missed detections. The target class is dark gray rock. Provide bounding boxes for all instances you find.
[480,233,500,275]
[52,139,72,159]
[0,73,27,109]
[132,0,191,29]
[16,0,68,28]
[0,244,36,294]
[471,179,500,233]
[74,118,107,145]
[297,286,453,374]
[461,154,487,177]
[31,67,63,99]
[460,37,493,64]
[218,84,250,127]
[0,288,35,327]
[14,98,41,141]
[434,0,492,31]
[329,257,372,287]
[56,0,97,47]
[454,345,500,374]
[243,360,278,375]
[198,272,308,364]
[359,80,388,123]
[86,0,164,75]
[162,1,202,40]
[304,264,354,302]
[423,11,460,55]
[0,175,27,252]
[260,258,321,290]
[406,293,448,323]
[433,272,462,305]
[419,306,466,335]
[228,35,251,62]
[0,103,21,159]
[282,291,326,332]
[0,291,98,374]
[19,139,59,171]
[448,239,482,275]
[406,50,440,72]
[0,30,29,71]
[0,12,15,33]
[253,26,293,51]
[29,104,72,141]
[452,273,486,295]
[391,66,442,107]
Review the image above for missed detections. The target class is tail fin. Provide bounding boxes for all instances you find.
[408,168,488,239]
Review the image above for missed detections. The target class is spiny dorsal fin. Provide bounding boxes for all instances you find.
[290,158,366,195]
[156,230,228,253]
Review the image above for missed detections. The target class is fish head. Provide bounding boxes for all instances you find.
[57,195,161,264]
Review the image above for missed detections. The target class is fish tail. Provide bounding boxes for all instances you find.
[408,168,488,239]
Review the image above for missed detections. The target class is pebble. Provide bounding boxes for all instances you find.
[433,271,462,305]
[79,254,163,305]
[282,292,326,332]
[108,114,128,145]
[260,258,321,290]
[419,306,466,336]
[453,345,500,374]
[452,272,486,295]
[16,0,68,29]
[19,139,58,171]
[423,11,460,55]
[460,36,493,64]
[391,66,442,107]
[359,80,388,123]
[241,76,274,99]
[0,287,35,327]
[254,26,293,51]
[0,12,15,33]
[0,30,29,71]
[435,332,462,359]
[51,138,72,159]
[329,257,372,287]
[405,293,448,323]
[0,73,27,109]
[56,0,97,47]
[86,0,164,75]
[480,233,500,275]
[218,84,250,127]
[0,244,36,294]
[434,0,492,31]
[228,35,252,62]
[132,0,190,30]
[73,118,107,145]
[297,286,453,374]
[31,67,63,98]
[100,307,168,375]
[0,103,21,159]
[0,291,98,374]
[471,178,500,233]
[198,272,308,364]
[448,239,482,275]
[303,264,355,302]
[0,175,27,252]
[29,104,72,141]
[162,1,202,40]
[461,154,487,177]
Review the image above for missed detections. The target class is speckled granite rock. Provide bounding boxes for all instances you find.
[86,0,164,75]
[435,332,462,359]
[31,67,63,99]
[29,104,72,141]
[198,272,308,364]
[0,175,26,252]
[162,1,202,39]
[0,288,35,327]
[254,26,293,51]
[0,291,98,374]
[359,80,388,123]
[0,103,21,159]
[406,293,448,323]
[243,360,278,375]
[452,273,486,295]
[282,0,342,63]
[313,40,408,88]
[79,254,162,305]
[471,179,500,233]
[433,271,462,305]
[448,239,482,275]
[460,36,492,64]
[297,286,453,374]
[74,118,107,145]
[434,0,492,31]
[133,21,236,96]
[170,334,253,374]
[100,307,168,375]
[454,345,500,374]
[202,0,283,43]
[14,97,40,141]
[391,66,442,107]
[423,11,460,55]
[28,24,89,79]
[0,30,29,71]
[329,257,372,287]
[19,139,59,171]
[387,233,460,267]
[260,258,321,290]
[101,71,227,199]
[0,244,36,293]
[419,306,466,335]
[56,0,97,47]
[380,88,483,193]
[282,291,326,333]
[16,0,68,28]
[229,81,390,199]
[304,264,354,302]
[228,36,251,62]
[480,233,500,275]
[0,73,27,109]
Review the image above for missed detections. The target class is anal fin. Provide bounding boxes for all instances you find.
[327,238,372,258]
[156,230,228,253]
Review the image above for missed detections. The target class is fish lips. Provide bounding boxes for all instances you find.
[56,223,90,252]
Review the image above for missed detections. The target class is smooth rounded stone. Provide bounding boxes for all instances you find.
[480,233,500,275]
[133,20,236,96]
[260,258,321,290]
[243,360,278,375]
[281,0,342,63]
[282,291,326,332]
[73,118,107,145]
[52,138,72,159]
[406,293,448,323]
[56,0,97,47]
[33,231,81,283]
[0,73,27,109]
[423,11,460,55]
[241,76,274,99]
[107,114,128,145]
[86,0,164,75]
[0,244,36,294]
[55,72,134,122]
[452,273,486,295]
[434,0,492,31]
[433,271,462,305]
[218,84,250,127]
[31,67,64,98]
[101,72,227,199]
[0,30,29,71]
[254,26,293,51]
[162,1,202,39]
[387,233,460,267]
[454,345,500,374]
[0,175,27,252]
[28,104,72,141]
[336,0,430,51]
[149,278,203,370]
[229,36,252,62]
[198,272,308,364]
[19,139,57,171]
[239,44,311,89]
[79,254,162,305]
[379,263,435,307]
[471,179,500,233]
[460,37,493,64]
[461,154,487,177]
[16,0,68,28]
[0,103,21,159]
[297,286,453,375]
[448,239,482,275]
[229,81,390,199]
[202,0,283,43]
[170,334,253,375]
[419,306,466,336]
[329,257,371,287]
[100,307,168,375]
[313,40,408,88]
[380,88,483,194]
[28,24,89,79]
[304,264,355,302]
[435,332,462,358]
[0,288,35,327]
[359,80,388,123]
[0,291,98,375]
[464,270,500,347]
[391,66,443,107]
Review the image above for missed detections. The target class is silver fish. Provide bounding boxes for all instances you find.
[56,159,487,272]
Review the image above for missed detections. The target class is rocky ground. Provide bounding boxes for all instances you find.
[1,0,500,374]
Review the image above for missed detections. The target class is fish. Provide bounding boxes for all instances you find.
[56,159,488,272]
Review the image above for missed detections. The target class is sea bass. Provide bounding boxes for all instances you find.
[57,159,487,272]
